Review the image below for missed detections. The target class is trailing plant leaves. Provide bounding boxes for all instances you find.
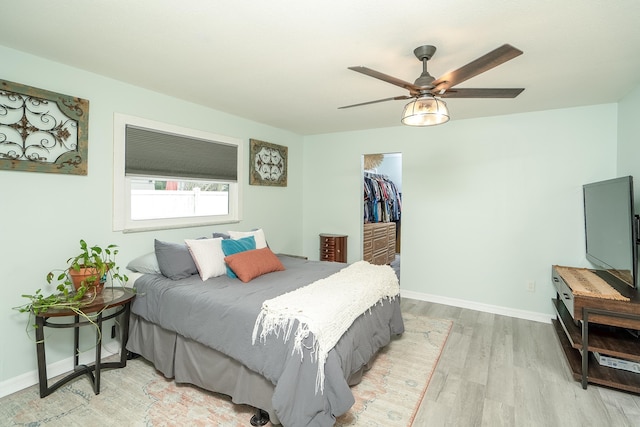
[17,239,127,316]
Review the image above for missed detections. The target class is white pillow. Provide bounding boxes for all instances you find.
[228,229,267,249]
[185,238,226,280]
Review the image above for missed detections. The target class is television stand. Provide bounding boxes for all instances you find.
[551,265,640,393]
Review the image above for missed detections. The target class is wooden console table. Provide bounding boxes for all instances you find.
[551,266,640,393]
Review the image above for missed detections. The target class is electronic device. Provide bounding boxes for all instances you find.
[593,352,640,373]
[583,176,638,289]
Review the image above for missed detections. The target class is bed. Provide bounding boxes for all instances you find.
[125,234,404,427]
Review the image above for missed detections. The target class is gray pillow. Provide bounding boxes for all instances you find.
[126,252,161,275]
[154,239,198,280]
[212,232,230,239]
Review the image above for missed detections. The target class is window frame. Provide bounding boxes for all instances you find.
[113,113,243,232]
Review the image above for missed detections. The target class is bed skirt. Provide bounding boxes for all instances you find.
[127,313,283,424]
[128,291,405,426]
[127,311,393,425]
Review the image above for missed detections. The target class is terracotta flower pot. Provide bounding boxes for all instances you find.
[68,267,105,296]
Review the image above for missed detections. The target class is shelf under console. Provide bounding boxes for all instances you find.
[551,265,640,394]
[552,317,640,394]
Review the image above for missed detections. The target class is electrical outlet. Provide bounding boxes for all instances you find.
[526,281,536,292]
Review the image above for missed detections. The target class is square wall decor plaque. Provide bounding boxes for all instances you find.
[249,139,287,187]
[0,79,89,175]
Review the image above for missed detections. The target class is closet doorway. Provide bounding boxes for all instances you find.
[362,153,402,278]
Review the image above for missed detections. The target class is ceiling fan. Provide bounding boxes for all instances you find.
[339,44,524,126]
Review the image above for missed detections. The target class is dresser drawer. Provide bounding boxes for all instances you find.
[320,237,336,247]
[372,236,387,251]
[320,252,334,261]
[372,249,388,265]
[372,226,387,239]
[552,268,574,316]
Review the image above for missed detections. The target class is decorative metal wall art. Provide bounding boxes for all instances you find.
[249,139,287,187]
[0,79,89,175]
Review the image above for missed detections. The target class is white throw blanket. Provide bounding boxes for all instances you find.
[252,260,400,393]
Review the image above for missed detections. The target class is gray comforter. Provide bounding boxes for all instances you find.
[130,255,404,426]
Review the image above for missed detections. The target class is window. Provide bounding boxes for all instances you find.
[113,114,243,232]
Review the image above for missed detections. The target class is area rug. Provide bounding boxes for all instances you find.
[0,313,451,426]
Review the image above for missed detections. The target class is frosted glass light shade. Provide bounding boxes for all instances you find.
[401,96,450,126]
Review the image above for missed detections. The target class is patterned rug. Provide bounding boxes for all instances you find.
[0,313,451,426]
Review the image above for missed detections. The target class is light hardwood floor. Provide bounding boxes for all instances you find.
[401,298,640,427]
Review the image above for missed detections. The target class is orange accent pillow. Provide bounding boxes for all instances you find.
[224,247,285,283]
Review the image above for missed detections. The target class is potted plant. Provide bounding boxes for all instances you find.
[14,240,130,342]
[14,239,127,314]
[47,239,128,298]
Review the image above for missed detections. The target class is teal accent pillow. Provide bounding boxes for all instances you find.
[221,236,256,278]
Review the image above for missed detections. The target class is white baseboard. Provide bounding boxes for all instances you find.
[400,289,554,324]
[0,343,121,399]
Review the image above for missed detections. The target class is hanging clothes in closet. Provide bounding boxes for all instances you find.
[363,172,402,223]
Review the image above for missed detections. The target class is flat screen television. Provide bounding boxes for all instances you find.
[583,176,637,289]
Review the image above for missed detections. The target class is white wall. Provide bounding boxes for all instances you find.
[302,104,618,319]
[617,84,640,199]
[617,83,640,289]
[0,45,304,387]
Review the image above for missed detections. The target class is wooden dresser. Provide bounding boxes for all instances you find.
[363,222,396,265]
[319,234,347,263]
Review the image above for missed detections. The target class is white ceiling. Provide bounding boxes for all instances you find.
[2,0,640,135]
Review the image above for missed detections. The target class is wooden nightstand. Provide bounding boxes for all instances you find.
[34,287,136,397]
[319,234,347,263]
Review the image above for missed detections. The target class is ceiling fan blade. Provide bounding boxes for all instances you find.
[437,88,524,98]
[432,44,523,92]
[339,95,412,109]
[348,66,422,94]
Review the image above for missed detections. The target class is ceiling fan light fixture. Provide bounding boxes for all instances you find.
[401,95,450,126]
